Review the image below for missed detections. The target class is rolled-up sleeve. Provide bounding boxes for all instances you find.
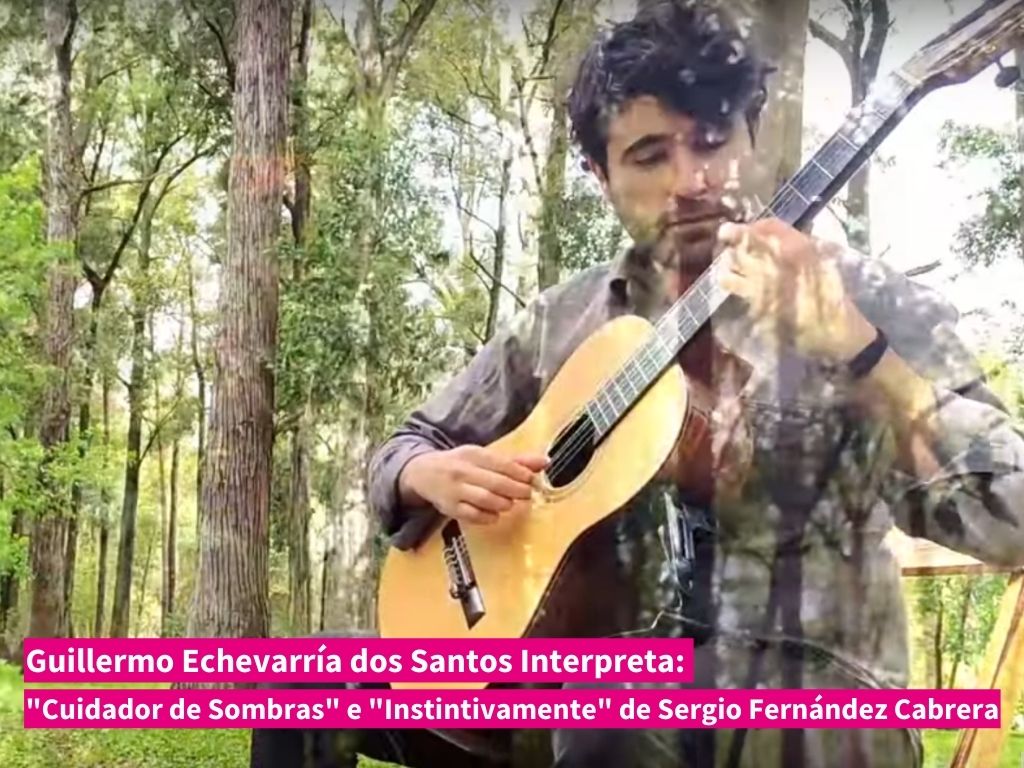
[367,302,543,550]
[886,382,1024,568]
[835,244,1024,567]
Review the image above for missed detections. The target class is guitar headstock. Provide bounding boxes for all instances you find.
[902,0,1024,90]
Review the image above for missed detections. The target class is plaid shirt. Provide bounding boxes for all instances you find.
[367,242,1024,765]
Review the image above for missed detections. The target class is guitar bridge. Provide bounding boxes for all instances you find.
[442,521,485,629]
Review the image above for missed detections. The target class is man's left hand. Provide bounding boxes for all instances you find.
[716,218,876,363]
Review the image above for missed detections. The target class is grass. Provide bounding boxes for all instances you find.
[922,728,1023,768]
[0,663,1020,767]
[0,662,399,768]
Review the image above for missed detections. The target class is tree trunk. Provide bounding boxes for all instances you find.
[934,597,944,690]
[151,318,170,636]
[31,0,79,639]
[63,289,104,637]
[537,98,567,291]
[288,419,312,633]
[111,184,163,639]
[809,0,889,252]
[167,325,184,629]
[0,467,24,638]
[286,0,314,636]
[321,417,372,631]
[947,578,975,689]
[189,0,291,639]
[109,285,148,638]
[93,372,111,636]
[486,151,513,340]
[185,250,206,527]
[136,531,155,632]
[737,0,811,208]
[322,0,440,632]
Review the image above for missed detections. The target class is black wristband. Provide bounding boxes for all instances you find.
[847,327,888,379]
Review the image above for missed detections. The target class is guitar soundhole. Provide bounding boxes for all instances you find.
[546,412,596,488]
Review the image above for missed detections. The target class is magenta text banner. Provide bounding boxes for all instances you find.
[23,688,1000,730]
[22,637,694,684]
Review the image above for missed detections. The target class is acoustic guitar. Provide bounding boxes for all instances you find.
[377,0,1024,689]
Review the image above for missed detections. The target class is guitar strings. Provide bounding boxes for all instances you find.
[544,270,721,483]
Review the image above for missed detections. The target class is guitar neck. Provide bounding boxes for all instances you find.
[585,69,927,439]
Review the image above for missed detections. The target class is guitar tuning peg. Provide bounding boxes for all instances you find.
[994,57,1021,89]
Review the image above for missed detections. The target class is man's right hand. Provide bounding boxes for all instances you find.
[398,445,549,525]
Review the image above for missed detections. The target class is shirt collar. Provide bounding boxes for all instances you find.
[608,241,664,317]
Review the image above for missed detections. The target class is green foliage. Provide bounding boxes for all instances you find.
[922,729,1024,768]
[938,120,1020,267]
[559,174,626,277]
[277,112,460,428]
[913,573,1007,688]
[0,158,48,583]
[0,158,46,421]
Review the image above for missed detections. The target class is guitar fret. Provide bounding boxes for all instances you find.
[783,181,809,204]
[836,131,859,150]
[587,400,608,433]
[652,330,673,364]
[610,375,628,412]
[621,366,640,397]
[810,158,834,179]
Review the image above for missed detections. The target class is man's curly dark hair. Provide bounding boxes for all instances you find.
[567,0,773,175]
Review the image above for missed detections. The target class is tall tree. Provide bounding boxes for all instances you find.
[107,103,217,638]
[318,0,439,631]
[189,0,292,638]
[743,0,811,208]
[92,371,112,636]
[30,0,79,639]
[810,0,890,252]
[521,0,601,291]
[283,0,314,636]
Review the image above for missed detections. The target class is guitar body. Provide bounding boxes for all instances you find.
[378,314,687,688]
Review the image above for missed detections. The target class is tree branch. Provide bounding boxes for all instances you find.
[514,76,545,194]
[94,57,143,90]
[530,0,566,80]
[862,0,891,84]
[454,199,498,235]
[92,133,187,287]
[186,0,235,90]
[809,18,852,71]
[466,250,525,309]
[141,395,185,461]
[432,96,495,135]
[151,140,222,213]
[383,0,438,92]
[80,176,149,198]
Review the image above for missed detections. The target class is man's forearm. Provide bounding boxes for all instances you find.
[853,347,944,480]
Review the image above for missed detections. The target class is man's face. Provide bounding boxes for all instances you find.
[593,95,756,281]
